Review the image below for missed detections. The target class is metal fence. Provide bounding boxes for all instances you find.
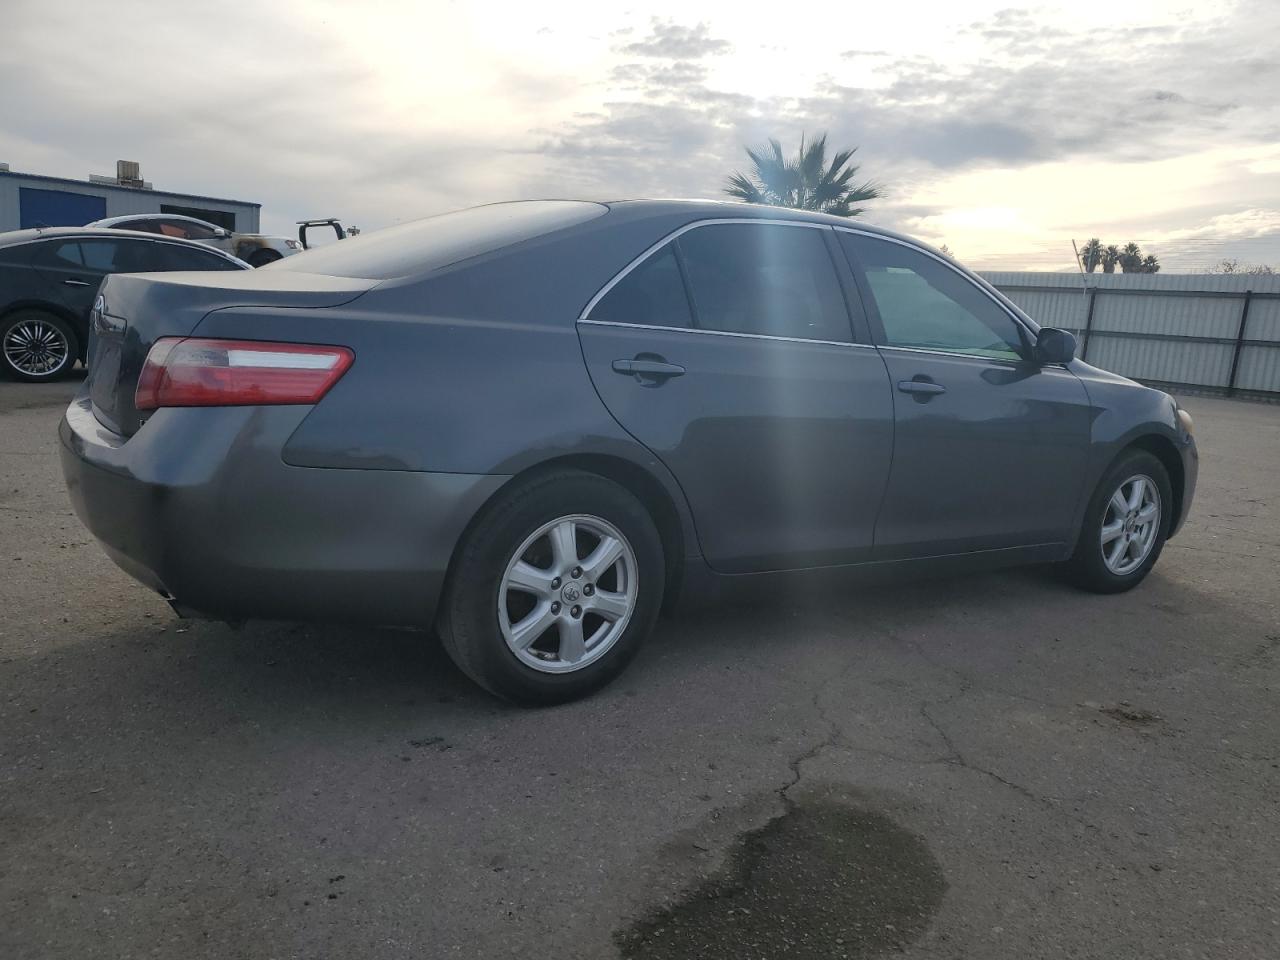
[979,272,1280,399]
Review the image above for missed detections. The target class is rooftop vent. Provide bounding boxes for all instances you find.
[116,160,142,186]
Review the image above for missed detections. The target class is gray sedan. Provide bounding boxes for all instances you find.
[59,200,1198,703]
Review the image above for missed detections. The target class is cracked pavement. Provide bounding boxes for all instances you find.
[2,378,1278,959]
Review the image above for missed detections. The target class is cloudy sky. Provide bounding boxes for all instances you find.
[4,0,1279,270]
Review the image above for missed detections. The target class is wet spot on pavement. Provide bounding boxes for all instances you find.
[615,799,946,960]
[1099,704,1162,726]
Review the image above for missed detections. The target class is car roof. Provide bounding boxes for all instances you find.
[0,225,224,249]
[92,213,219,229]
[0,226,251,266]
[597,198,914,241]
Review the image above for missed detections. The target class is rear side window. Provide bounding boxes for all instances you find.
[677,223,851,342]
[27,239,124,272]
[589,243,692,328]
[0,244,37,269]
[840,233,1027,360]
[27,240,88,270]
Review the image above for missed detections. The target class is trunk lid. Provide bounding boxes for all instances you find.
[87,269,376,436]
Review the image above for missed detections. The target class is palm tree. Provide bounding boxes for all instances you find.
[1079,238,1103,273]
[724,133,880,217]
[1141,254,1160,274]
[1101,245,1121,274]
[1119,242,1144,273]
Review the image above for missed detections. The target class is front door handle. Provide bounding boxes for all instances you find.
[897,379,946,396]
[63,278,91,287]
[612,357,686,384]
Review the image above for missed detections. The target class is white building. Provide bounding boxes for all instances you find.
[0,161,260,234]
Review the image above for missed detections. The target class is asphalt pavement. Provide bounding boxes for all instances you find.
[2,375,1277,959]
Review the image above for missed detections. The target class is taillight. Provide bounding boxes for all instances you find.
[135,337,353,411]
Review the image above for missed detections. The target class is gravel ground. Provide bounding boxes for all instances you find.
[2,376,1277,960]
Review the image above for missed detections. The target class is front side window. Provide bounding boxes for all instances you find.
[113,218,163,236]
[589,243,692,328]
[78,240,123,272]
[156,244,242,272]
[157,218,218,241]
[678,223,851,342]
[839,233,1026,360]
[109,238,183,273]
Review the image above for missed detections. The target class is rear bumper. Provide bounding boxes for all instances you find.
[59,393,508,627]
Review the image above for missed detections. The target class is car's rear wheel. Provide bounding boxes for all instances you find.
[1064,449,1172,593]
[0,310,77,382]
[438,470,664,705]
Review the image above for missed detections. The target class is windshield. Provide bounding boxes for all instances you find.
[269,200,607,280]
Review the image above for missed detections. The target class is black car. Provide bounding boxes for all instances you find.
[0,227,248,381]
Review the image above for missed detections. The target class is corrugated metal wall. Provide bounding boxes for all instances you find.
[0,173,260,233]
[981,272,1280,397]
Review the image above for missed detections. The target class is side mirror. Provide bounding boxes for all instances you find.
[1034,327,1077,365]
[212,227,231,239]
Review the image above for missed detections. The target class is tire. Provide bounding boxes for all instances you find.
[0,310,78,382]
[438,470,665,705]
[247,249,283,268]
[1064,449,1172,593]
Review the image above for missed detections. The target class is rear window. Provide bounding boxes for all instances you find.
[269,201,608,280]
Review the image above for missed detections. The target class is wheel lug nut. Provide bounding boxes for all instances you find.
[571,567,582,579]
[571,605,582,618]
[551,601,561,614]
[551,577,561,589]
[583,584,594,596]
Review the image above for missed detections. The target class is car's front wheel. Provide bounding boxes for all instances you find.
[247,249,283,267]
[438,470,664,705]
[1065,449,1172,593]
[1,310,78,382]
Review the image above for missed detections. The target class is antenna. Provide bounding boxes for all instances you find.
[1071,239,1092,333]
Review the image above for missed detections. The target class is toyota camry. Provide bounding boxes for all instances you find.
[60,200,1198,704]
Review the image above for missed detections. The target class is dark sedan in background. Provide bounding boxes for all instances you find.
[59,200,1198,704]
[89,213,303,266]
[0,226,248,381]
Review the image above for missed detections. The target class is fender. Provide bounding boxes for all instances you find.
[1067,359,1194,547]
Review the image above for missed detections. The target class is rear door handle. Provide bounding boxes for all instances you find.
[897,379,946,396]
[612,358,686,379]
[63,278,91,287]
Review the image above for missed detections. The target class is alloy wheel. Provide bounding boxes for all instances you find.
[3,318,70,377]
[498,514,638,673]
[1100,474,1161,576]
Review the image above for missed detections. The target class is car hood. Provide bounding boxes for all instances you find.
[231,232,293,243]
[1069,359,1143,390]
